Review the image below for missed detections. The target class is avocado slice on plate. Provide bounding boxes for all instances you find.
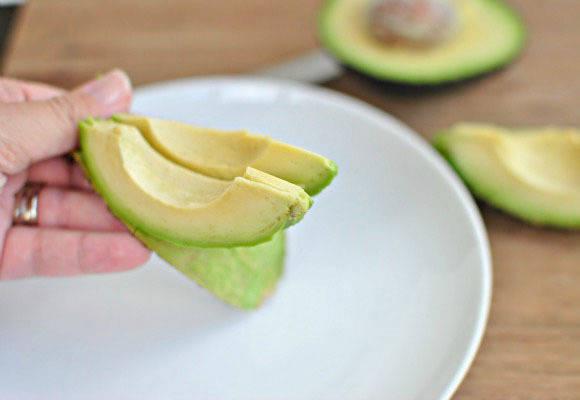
[319,0,526,85]
[114,114,337,195]
[79,119,311,247]
[137,231,285,310]
[434,123,580,228]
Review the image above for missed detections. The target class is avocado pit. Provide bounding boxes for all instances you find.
[368,0,457,46]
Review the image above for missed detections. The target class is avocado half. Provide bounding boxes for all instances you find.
[434,123,580,228]
[319,0,526,85]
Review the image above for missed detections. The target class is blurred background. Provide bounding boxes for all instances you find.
[0,0,579,398]
[1,1,580,131]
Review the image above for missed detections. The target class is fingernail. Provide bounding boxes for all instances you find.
[77,69,132,109]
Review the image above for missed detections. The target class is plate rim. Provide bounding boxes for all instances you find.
[134,76,492,400]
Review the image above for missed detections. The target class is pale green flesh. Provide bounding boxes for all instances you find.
[138,231,285,310]
[79,119,311,247]
[319,0,526,84]
[114,114,337,195]
[76,153,285,309]
[434,123,580,228]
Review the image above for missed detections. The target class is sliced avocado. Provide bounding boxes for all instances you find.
[434,123,580,228]
[137,231,285,309]
[76,152,286,309]
[77,117,338,308]
[79,119,311,247]
[113,114,337,195]
[319,0,526,85]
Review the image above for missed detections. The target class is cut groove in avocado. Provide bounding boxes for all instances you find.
[79,119,311,247]
[434,123,580,228]
[113,114,337,195]
[137,231,285,310]
[319,0,526,85]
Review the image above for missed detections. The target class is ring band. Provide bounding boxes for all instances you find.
[13,183,43,225]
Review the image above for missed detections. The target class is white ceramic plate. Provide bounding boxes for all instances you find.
[0,78,491,400]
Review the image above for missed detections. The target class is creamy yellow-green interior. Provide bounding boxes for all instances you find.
[319,0,525,83]
[501,131,580,197]
[115,114,337,195]
[120,128,231,207]
[435,124,580,227]
[80,120,311,247]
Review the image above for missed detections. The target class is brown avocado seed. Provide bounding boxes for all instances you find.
[368,0,458,46]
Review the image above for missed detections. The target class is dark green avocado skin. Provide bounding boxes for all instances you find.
[318,0,526,87]
[340,65,511,94]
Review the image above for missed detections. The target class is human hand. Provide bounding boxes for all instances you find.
[0,70,150,280]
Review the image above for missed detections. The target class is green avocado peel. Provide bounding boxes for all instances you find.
[434,123,580,228]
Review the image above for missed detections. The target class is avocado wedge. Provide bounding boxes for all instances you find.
[76,152,287,309]
[79,119,311,247]
[77,116,337,308]
[137,231,285,309]
[114,114,337,195]
[319,0,525,85]
[434,124,580,228]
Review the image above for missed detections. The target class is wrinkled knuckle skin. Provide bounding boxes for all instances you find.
[0,135,27,174]
[48,95,84,130]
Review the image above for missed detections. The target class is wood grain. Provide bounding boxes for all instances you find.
[2,0,321,87]
[4,0,580,398]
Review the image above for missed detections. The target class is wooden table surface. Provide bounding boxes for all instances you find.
[4,1,580,398]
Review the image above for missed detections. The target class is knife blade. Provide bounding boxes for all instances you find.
[253,49,342,84]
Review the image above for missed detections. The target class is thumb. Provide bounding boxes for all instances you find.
[0,69,132,175]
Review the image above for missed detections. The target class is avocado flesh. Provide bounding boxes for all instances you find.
[76,152,287,309]
[319,0,525,84]
[114,114,337,195]
[137,231,285,309]
[434,124,580,228]
[79,119,311,247]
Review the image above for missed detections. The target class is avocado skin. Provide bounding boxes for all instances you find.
[433,128,580,229]
[137,231,285,310]
[318,0,527,86]
[341,66,509,94]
